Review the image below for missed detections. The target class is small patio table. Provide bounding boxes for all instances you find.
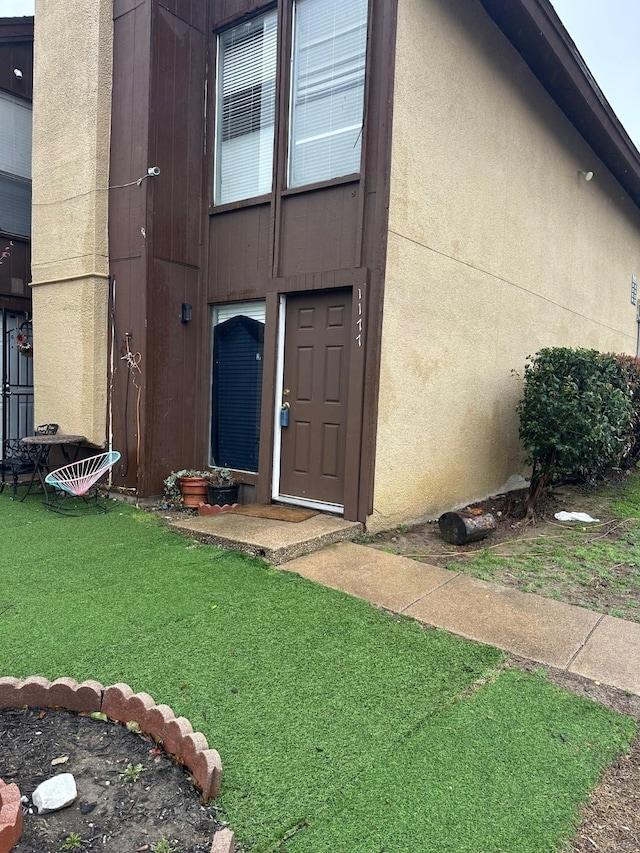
[19,434,87,502]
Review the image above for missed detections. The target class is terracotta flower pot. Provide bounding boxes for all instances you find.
[179,476,209,507]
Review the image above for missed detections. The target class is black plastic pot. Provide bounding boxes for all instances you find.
[207,483,239,506]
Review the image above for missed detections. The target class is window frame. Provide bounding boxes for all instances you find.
[212,7,279,209]
[285,0,369,190]
[209,301,267,475]
[209,0,370,214]
[0,90,33,239]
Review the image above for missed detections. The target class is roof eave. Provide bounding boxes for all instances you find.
[478,0,640,210]
[0,17,34,44]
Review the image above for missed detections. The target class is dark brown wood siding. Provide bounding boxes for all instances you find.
[0,18,33,100]
[144,0,206,489]
[109,0,397,514]
[0,238,30,307]
[109,0,152,491]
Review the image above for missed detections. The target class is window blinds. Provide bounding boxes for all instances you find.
[214,301,266,325]
[289,0,368,188]
[0,92,32,179]
[215,10,278,205]
[0,92,32,237]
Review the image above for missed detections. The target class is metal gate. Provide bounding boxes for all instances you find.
[1,310,34,457]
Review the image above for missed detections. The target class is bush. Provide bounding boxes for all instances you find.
[517,347,634,509]
[614,354,640,464]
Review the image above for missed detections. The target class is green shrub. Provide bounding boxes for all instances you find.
[517,347,634,508]
[614,354,640,464]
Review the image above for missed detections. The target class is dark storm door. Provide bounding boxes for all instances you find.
[1,311,33,455]
[278,290,352,507]
[211,315,264,471]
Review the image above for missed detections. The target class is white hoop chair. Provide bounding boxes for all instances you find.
[44,451,120,514]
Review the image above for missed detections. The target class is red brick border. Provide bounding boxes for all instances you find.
[0,677,234,853]
[0,779,23,853]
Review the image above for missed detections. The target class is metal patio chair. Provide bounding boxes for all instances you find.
[0,423,59,500]
[44,450,120,514]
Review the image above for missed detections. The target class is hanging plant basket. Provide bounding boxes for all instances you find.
[16,333,33,357]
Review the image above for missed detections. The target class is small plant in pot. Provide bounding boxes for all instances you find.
[163,469,212,509]
[207,467,239,507]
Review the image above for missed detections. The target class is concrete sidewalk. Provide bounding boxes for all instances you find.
[283,542,640,696]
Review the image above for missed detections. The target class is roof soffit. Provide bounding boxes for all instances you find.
[477,0,640,210]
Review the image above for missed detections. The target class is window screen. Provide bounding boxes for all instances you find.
[215,10,278,205]
[289,0,368,188]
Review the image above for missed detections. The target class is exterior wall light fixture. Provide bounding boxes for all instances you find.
[181,302,192,324]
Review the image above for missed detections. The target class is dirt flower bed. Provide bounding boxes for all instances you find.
[365,473,640,623]
[0,707,223,853]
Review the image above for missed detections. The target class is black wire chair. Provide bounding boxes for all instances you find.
[0,423,59,500]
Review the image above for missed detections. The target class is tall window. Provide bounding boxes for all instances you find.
[288,0,368,188]
[0,92,32,237]
[211,302,266,472]
[214,10,278,205]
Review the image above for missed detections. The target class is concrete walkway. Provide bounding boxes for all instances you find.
[283,541,640,696]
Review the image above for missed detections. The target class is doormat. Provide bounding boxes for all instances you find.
[230,504,318,522]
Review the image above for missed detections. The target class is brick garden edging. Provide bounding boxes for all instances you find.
[0,779,23,853]
[0,676,235,853]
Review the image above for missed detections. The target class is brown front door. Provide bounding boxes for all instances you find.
[278,290,352,507]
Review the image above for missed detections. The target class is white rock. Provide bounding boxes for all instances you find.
[32,773,77,814]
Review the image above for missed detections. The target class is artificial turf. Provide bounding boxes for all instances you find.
[0,495,635,852]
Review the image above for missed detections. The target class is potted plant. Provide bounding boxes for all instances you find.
[207,467,239,507]
[163,469,212,508]
[15,332,33,357]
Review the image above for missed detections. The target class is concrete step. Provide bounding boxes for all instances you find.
[168,511,363,565]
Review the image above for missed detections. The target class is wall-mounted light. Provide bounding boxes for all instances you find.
[578,170,594,182]
[180,302,192,324]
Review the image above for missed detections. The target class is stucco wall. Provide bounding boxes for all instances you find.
[371,0,640,531]
[30,0,113,444]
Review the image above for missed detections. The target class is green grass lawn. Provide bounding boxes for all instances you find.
[0,494,635,852]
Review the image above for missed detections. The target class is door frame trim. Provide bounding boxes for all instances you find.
[271,292,347,513]
[268,283,367,521]
[271,294,286,502]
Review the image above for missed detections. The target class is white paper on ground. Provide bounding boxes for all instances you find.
[554,511,600,523]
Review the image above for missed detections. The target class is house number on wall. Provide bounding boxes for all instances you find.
[356,288,364,348]
[632,275,638,306]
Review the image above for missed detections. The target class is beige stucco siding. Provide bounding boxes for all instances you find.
[371,0,640,531]
[30,0,113,444]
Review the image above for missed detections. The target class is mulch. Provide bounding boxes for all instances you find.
[0,707,223,853]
